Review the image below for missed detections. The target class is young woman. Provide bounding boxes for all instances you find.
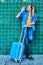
[16,4,37,60]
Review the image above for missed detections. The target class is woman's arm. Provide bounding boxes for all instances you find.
[24,22,35,27]
[16,7,25,18]
[16,11,23,18]
[31,22,35,25]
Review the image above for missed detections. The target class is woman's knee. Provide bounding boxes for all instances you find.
[29,37,33,43]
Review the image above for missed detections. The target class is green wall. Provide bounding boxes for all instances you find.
[0,0,43,55]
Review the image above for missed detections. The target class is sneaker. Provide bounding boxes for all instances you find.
[26,55,34,60]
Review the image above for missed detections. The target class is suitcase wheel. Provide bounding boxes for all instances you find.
[19,60,22,62]
[14,59,17,62]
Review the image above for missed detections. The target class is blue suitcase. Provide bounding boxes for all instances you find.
[9,28,26,62]
[10,42,21,61]
[10,42,24,62]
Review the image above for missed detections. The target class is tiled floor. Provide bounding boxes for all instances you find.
[0,55,43,65]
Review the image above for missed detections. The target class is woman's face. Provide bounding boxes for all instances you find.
[27,5,31,12]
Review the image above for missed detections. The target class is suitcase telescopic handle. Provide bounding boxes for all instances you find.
[22,28,26,43]
[19,28,27,43]
[19,28,23,43]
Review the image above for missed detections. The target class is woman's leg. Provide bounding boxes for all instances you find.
[24,28,30,56]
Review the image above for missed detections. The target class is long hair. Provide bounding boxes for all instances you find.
[30,4,35,16]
